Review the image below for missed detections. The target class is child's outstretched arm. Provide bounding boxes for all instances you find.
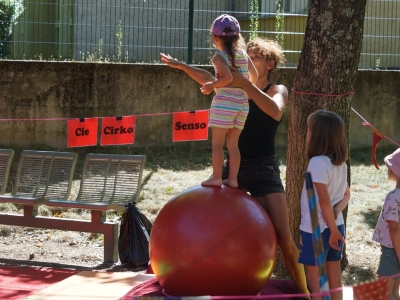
[388,220,400,264]
[314,182,346,250]
[333,183,351,219]
[200,53,233,95]
[160,53,215,85]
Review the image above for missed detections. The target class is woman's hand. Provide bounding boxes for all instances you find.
[229,66,247,88]
[160,53,183,69]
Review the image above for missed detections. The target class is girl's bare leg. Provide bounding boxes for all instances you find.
[223,128,241,188]
[379,275,399,300]
[393,278,400,300]
[304,265,321,300]
[326,261,343,300]
[202,127,227,187]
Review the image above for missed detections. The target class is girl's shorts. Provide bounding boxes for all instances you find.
[377,245,400,278]
[209,93,248,130]
[298,225,345,266]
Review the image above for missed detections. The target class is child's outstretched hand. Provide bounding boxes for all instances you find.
[329,227,346,251]
[160,53,182,69]
[200,82,214,95]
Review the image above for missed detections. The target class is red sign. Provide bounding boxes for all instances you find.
[100,116,136,146]
[172,110,209,142]
[67,118,99,148]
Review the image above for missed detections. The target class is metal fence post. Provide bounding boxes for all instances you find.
[187,0,194,64]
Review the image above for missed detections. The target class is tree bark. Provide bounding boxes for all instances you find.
[286,0,367,253]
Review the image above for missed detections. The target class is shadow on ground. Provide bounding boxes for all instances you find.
[342,264,376,286]
[361,205,382,229]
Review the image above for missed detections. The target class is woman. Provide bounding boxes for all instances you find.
[160,37,310,298]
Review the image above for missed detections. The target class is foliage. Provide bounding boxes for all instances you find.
[275,0,285,47]
[116,19,123,62]
[97,38,104,61]
[375,57,381,69]
[0,0,24,57]
[249,0,259,41]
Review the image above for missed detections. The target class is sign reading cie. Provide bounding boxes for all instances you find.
[67,118,98,148]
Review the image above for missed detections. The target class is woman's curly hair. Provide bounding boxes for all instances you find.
[247,37,286,80]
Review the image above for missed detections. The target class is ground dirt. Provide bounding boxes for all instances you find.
[0,224,147,272]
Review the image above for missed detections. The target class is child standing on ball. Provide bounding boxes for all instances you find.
[372,148,400,300]
[200,14,257,188]
[298,110,351,300]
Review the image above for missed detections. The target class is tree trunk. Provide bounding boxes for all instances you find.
[286,0,367,254]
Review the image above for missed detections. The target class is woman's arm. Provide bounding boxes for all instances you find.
[314,182,346,250]
[333,183,351,219]
[230,69,287,121]
[160,53,215,85]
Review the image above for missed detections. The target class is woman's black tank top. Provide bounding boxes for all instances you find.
[238,84,282,159]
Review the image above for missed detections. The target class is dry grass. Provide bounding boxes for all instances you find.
[0,145,397,285]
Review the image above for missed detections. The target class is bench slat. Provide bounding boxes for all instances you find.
[0,195,45,205]
[46,200,108,210]
[0,149,15,194]
[13,150,78,200]
[76,154,146,207]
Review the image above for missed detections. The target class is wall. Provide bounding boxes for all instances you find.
[0,60,399,151]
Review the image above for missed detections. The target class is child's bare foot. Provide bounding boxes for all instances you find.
[201,178,222,187]
[223,179,238,188]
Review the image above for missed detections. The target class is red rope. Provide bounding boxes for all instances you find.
[0,111,192,122]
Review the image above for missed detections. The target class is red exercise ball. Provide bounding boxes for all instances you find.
[149,185,277,296]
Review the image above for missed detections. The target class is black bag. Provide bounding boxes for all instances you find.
[118,202,153,267]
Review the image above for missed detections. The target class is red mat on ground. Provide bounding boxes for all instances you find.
[0,266,78,300]
[120,277,300,300]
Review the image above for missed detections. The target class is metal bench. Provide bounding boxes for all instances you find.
[45,153,147,263]
[0,149,15,194]
[0,150,78,216]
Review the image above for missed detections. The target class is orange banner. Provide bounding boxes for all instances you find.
[100,116,136,146]
[172,110,209,142]
[353,277,388,300]
[372,129,384,169]
[67,118,99,148]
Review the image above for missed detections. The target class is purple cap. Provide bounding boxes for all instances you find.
[211,14,240,36]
